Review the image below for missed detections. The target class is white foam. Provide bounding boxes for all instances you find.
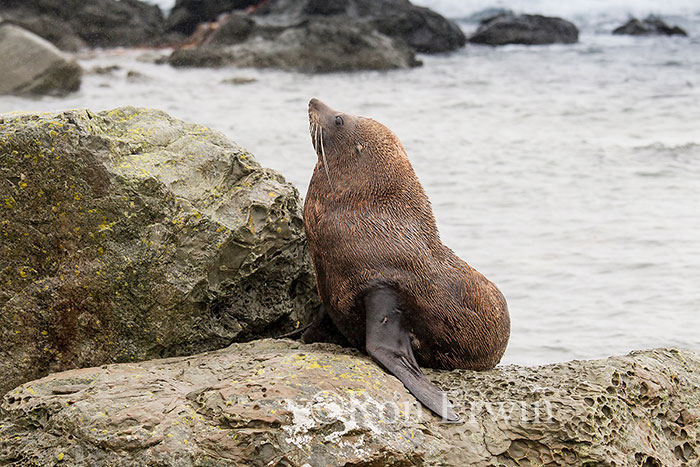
[413,0,699,19]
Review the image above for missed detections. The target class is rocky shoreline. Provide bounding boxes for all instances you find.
[1,341,698,466]
[0,1,692,94]
[1,106,699,465]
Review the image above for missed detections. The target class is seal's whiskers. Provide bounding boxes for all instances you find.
[319,126,333,189]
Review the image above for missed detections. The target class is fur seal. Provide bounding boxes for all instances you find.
[303,98,510,421]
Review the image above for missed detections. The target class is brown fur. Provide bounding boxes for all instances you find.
[304,99,510,371]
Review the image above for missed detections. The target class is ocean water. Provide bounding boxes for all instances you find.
[2,1,699,366]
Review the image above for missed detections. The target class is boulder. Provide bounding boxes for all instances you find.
[0,0,168,50]
[168,18,420,73]
[461,7,514,24]
[0,23,81,95]
[255,0,467,53]
[0,107,318,395]
[167,0,261,35]
[0,11,86,52]
[469,14,579,46]
[207,12,256,46]
[0,342,698,466]
[166,0,464,72]
[613,15,688,36]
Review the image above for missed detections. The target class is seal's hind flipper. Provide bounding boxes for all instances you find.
[364,287,459,422]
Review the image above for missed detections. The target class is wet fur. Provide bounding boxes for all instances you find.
[304,99,510,371]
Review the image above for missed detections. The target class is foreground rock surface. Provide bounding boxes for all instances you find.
[0,107,317,395]
[469,14,579,46]
[0,22,81,95]
[0,0,168,50]
[1,342,697,466]
[613,15,688,37]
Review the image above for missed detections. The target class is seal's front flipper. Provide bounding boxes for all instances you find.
[301,305,349,346]
[364,287,459,422]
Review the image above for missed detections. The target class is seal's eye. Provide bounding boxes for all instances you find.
[335,116,344,126]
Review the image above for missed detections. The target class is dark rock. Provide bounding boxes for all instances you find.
[0,23,81,95]
[0,0,167,50]
[0,107,318,395]
[461,7,514,23]
[125,70,151,83]
[1,343,698,465]
[168,46,235,67]
[169,0,461,72]
[167,0,260,35]
[0,12,86,52]
[221,76,258,85]
[364,0,467,53]
[256,0,467,54]
[169,18,421,73]
[207,12,256,46]
[469,13,579,46]
[89,65,121,75]
[613,15,688,36]
[303,0,347,16]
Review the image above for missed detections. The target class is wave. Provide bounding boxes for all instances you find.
[413,0,700,19]
[146,0,700,20]
[147,0,174,12]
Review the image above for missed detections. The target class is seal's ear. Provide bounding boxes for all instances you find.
[355,143,363,156]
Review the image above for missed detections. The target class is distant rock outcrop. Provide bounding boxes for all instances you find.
[166,0,467,73]
[461,7,514,24]
[0,0,168,50]
[168,17,420,73]
[613,16,688,37]
[1,343,698,466]
[255,0,467,54]
[0,107,318,395]
[469,14,579,46]
[167,0,260,35]
[0,22,81,95]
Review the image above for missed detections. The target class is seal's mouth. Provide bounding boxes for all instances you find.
[308,98,333,188]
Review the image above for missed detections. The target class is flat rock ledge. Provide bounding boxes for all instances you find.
[1,341,698,466]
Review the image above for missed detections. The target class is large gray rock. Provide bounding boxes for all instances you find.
[0,23,81,95]
[255,0,467,53]
[469,14,579,46]
[613,15,688,37]
[166,0,463,72]
[0,0,168,50]
[460,8,514,24]
[0,342,697,465]
[168,17,420,73]
[0,107,318,396]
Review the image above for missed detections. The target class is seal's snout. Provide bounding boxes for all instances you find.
[308,98,320,116]
[308,98,334,119]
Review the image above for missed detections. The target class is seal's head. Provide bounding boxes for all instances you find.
[307,98,411,192]
[308,98,361,163]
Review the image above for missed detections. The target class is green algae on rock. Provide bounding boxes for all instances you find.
[0,107,318,395]
[0,342,697,466]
